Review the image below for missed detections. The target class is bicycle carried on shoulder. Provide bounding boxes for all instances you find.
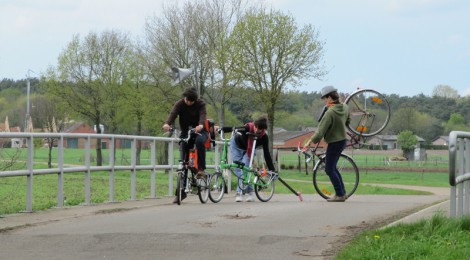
[343,88,390,148]
[295,88,391,200]
[208,128,279,203]
[173,128,210,205]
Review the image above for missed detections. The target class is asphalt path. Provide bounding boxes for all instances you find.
[0,188,449,260]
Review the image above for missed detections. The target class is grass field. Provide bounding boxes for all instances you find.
[0,147,450,215]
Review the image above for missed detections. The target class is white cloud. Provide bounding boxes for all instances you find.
[461,87,470,97]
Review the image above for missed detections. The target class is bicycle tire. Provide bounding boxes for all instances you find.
[313,154,359,200]
[197,177,209,204]
[344,88,390,137]
[254,173,275,202]
[176,171,184,205]
[208,172,225,203]
[237,174,251,193]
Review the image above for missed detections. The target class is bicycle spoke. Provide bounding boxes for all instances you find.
[208,172,225,203]
[313,155,359,200]
[345,89,390,137]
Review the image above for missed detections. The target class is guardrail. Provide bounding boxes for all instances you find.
[0,132,223,212]
[448,131,470,217]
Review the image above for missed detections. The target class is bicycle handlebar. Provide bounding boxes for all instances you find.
[166,128,200,143]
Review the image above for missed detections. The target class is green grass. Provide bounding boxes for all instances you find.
[336,214,470,259]
[0,148,450,212]
[0,170,172,215]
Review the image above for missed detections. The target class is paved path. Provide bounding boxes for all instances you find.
[0,187,449,260]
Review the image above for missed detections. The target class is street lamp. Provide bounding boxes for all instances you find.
[24,69,36,132]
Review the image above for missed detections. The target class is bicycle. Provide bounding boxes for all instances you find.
[295,88,391,200]
[209,127,303,202]
[295,142,359,200]
[172,128,210,205]
[208,128,279,203]
[343,88,390,148]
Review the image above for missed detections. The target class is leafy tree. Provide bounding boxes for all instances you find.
[230,8,326,153]
[444,113,470,134]
[44,30,131,166]
[397,130,417,160]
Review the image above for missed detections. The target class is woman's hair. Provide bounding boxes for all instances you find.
[182,87,198,101]
[254,115,268,130]
[324,91,341,104]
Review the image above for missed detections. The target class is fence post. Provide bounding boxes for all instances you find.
[84,136,91,205]
[57,136,64,207]
[109,136,115,202]
[150,140,156,198]
[26,135,34,212]
[130,138,136,200]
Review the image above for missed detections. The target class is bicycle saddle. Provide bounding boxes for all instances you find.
[233,160,245,167]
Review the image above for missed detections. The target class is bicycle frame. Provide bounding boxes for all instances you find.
[216,129,260,189]
[173,128,209,204]
[216,128,302,201]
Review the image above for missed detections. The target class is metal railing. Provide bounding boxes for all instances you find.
[448,131,470,217]
[0,132,223,212]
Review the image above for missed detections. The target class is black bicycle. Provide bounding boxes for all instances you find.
[173,129,210,205]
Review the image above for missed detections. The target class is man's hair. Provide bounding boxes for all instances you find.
[254,115,268,130]
[182,87,198,101]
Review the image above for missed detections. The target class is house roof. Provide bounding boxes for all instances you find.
[432,136,449,142]
[63,122,88,133]
[273,130,316,144]
[375,134,425,142]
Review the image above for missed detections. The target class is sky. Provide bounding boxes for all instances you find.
[1,0,469,97]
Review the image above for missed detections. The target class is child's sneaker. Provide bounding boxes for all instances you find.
[245,192,254,202]
[235,192,243,202]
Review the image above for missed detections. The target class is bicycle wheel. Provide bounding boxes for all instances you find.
[176,171,184,205]
[197,177,209,204]
[237,172,251,193]
[344,89,390,137]
[254,173,275,202]
[313,154,359,200]
[208,171,225,203]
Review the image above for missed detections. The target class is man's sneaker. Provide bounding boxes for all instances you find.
[235,193,243,202]
[245,192,254,202]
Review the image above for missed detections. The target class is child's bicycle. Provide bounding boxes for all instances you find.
[172,128,210,205]
[295,88,391,200]
[208,128,302,203]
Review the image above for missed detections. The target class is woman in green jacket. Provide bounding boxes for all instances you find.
[304,86,351,202]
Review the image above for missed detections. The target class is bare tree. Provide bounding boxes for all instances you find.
[144,0,252,127]
[29,94,65,168]
[432,84,459,99]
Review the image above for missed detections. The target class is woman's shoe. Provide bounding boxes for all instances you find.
[326,195,346,202]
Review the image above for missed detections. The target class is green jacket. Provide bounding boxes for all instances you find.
[311,103,350,144]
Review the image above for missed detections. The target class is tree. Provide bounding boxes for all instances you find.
[44,30,131,166]
[444,113,470,134]
[27,93,66,168]
[143,0,249,128]
[397,130,417,160]
[230,9,326,153]
[432,84,459,99]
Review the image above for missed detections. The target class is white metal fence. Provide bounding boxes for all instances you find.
[0,132,222,213]
[448,131,470,217]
